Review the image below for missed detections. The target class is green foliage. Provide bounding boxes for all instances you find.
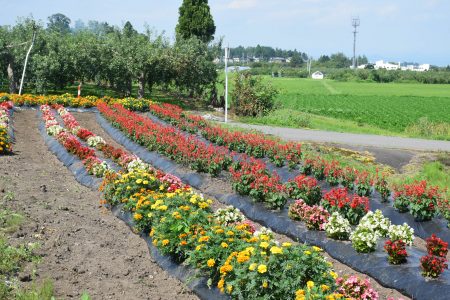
[0,209,24,234]
[231,72,279,117]
[47,13,71,33]
[14,280,55,300]
[176,0,216,43]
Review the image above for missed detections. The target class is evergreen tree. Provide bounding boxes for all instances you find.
[175,0,216,43]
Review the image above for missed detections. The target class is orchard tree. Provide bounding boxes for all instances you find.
[176,0,216,43]
[47,13,71,33]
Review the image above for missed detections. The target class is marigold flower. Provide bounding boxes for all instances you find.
[257,264,267,274]
[307,281,314,289]
[133,213,143,220]
[259,241,269,249]
[207,258,215,267]
[221,242,228,248]
[282,242,292,247]
[249,263,257,271]
[162,239,169,246]
[262,281,268,288]
[270,246,283,255]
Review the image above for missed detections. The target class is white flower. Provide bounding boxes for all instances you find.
[388,223,414,246]
[214,206,245,225]
[47,125,64,136]
[87,136,106,147]
[358,210,391,237]
[325,212,352,240]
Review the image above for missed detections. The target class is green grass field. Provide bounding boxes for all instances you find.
[221,75,450,139]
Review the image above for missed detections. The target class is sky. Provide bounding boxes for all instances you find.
[1,0,449,65]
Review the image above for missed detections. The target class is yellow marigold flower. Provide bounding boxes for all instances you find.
[207,199,213,204]
[143,180,149,185]
[226,284,233,293]
[136,179,143,184]
[157,205,167,211]
[259,241,269,249]
[152,239,158,246]
[282,242,292,247]
[307,281,314,289]
[162,239,169,246]
[260,251,267,256]
[259,234,270,241]
[257,264,267,274]
[321,284,330,292]
[221,242,228,248]
[180,240,187,246]
[312,246,322,252]
[304,250,311,255]
[249,263,257,271]
[262,281,268,288]
[329,271,338,279]
[270,246,283,255]
[296,289,305,300]
[159,185,164,190]
[228,238,234,243]
[245,247,255,254]
[219,264,233,274]
[195,245,203,251]
[149,229,154,237]
[215,229,225,234]
[226,231,234,236]
[217,278,225,291]
[237,253,250,263]
[207,259,215,267]
[198,236,210,243]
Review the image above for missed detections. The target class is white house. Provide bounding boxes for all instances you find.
[312,71,324,80]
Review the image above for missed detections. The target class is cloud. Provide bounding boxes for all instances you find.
[227,0,258,10]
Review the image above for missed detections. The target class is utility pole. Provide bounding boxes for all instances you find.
[224,45,229,123]
[19,23,37,95]
[352,17,360,69]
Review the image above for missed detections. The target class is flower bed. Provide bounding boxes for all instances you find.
[0,101,13,155]
[101,166,383,299]
[97,108,450,299]
[40,105,111,177]
[0,93,152,111]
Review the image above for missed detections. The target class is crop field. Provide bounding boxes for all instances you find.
[223,75,450,139]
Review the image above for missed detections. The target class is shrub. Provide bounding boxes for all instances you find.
[324,212,352,240]
[231,72,279,117]
[426,234,448,257]
[322,188,369,225]
[387,223,414,246]
[420,255,448,278]
[358,210,391,237]
[384,240,408,265]
[335,275,379,300]
[286,175,322,205]
[350,226,379,253]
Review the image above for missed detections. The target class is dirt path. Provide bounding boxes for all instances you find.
[0,110,198,300]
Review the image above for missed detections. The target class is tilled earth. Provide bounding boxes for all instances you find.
[0,109,198,300]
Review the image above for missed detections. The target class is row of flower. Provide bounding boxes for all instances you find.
[0,93,152,111]
[148,103,449,226]
[101,102,449,280]
[40,104,113,177]
[40,105,389,299]
[0,101,14,155]
[101,166,388,299]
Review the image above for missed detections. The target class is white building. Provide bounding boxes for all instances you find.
[374,60,400,70]
[311,71,324,80]
[401,64,430,72]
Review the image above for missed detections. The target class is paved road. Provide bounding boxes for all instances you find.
[226,122,450,152]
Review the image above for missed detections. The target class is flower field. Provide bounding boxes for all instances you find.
[0,100,13,155]
[2,97,449,299]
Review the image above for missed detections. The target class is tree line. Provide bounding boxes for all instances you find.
[0,0,219,100]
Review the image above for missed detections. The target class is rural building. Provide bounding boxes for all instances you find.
[312,71,324,79]
[374,60,400,70]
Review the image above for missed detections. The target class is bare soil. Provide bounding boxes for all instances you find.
[0,110,198,300]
